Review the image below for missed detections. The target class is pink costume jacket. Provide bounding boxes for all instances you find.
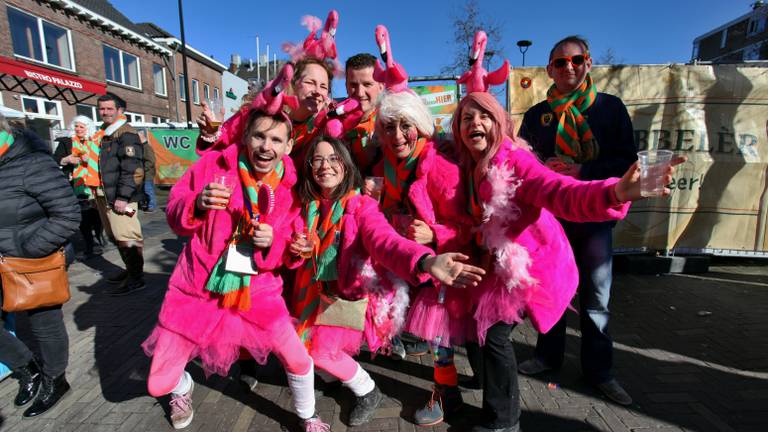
[302,194,433,355]
[472,138,630,344]
[143,144,302,376]
[374,141,476,345]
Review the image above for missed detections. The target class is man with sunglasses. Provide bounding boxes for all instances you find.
[517,35,637,406]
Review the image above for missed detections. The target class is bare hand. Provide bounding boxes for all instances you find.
[196,101,220,136]
[251,222,273,249]
[61,155,81,166]
[614,156,687,202]
[408,219,435,245]
[113,199,128,214]
[196,183,232,210]
[422,253,485,289]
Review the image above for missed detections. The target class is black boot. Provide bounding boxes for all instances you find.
[23,373,71,417]
[348,386,383,426]
[13,359,41,406]
[109,246,145,296]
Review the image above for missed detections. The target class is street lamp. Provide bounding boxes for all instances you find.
[516,40,532,66]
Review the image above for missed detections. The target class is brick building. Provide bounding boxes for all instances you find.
[692,1,768,62]
[0,0,225,142]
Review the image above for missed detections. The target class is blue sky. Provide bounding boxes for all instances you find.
[114,0,745,96]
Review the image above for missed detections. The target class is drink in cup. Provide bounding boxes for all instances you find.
[213,174,234,209]
[207,97,223,128]
[294,230,315,259]
[364,176,384,202]
[637,150,673,197]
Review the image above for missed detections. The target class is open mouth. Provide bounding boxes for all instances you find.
[469,131,485,141]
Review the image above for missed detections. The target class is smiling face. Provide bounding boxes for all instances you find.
[546,41,592,94]
[459,101,495,161]
[378,117,418,160]
[345,66,382,116]
[310,140,346,197]
[97,100,121,125]
[74,122,87,138]
[245,116,293,174]
[294,63,330,116]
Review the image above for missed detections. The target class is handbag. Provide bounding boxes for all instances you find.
[314,294,369,331]
[0,249,70,312]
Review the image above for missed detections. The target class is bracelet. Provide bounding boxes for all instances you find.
[417,254,431,273]
[199,129,221,143]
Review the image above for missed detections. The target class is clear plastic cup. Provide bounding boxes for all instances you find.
[637,150,673,197]
[293,230,315,259]
[212,174,234,209]
[207,97,224,128]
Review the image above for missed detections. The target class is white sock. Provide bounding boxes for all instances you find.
[342,364,375,397]
[286,362,315,420]
[316,369,339,384]
[171,371,192,396]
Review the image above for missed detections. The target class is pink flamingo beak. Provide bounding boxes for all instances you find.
[325,10,339,36]
[375,25,388,62]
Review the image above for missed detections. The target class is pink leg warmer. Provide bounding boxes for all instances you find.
[271,322,312,375]
[310,344,359,382]
[147,331,195,397]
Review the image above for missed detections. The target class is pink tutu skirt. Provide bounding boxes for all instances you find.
[405,284,475,347]
[472,274,534,345]
[143,283,294,377]
[309,325,364,359]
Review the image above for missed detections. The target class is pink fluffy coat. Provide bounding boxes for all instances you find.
[472,138,630,344]
[142,144,302,376]
[304,194,434,355]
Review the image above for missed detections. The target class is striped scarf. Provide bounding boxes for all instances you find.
[381,137,426,216]
[345,110,377,170]
[292,189,358,344]
[71,135,101,194]
[466,173,485,247]
[546,74,599,163]
[291,115,320,163]
[204,150,284,311]
[0,130,14,159]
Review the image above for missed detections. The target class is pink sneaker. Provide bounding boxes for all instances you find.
[302,415,330,431]
[169,380,194,429]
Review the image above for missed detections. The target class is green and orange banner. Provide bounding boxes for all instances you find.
[144,129,200,185]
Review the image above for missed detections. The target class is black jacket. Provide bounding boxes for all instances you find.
[53,137,74,178]
[0,129,81,259]
[98,122,145,204]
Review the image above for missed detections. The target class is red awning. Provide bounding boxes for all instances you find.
[0,55,106,105]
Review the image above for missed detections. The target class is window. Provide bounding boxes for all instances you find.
[151,116,170,125]
[76,104,97,122]
[191,79,200,104]
[203,84,210,101]
[8,6,74,70]
[214,87,220,101]
[125,112,145,123]
[20,96,63,128]
[720,29,728,49]
[748,16,766,36]
[103,45,141,89]
[153,64,166,96]
[178,74,187,101]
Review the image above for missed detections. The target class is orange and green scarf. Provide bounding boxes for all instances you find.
[546,74,599,163]
[71,135,101,196]
[0,130,14,159]
[291,115,320,162]
[345,110,377,171]
[292,189,358,344]
[381,137,426,217]
[205,150,284,311]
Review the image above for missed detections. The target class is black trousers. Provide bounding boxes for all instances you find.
[480,321,520,428]
[0,291,69,378]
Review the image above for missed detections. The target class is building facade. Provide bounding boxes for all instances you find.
[692,1,768,62]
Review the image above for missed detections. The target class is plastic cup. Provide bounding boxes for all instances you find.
[293,230,315,259]
[637,150,673,197]
[207,97,224,128]
[212,174,234,209]
[365,176,384,202]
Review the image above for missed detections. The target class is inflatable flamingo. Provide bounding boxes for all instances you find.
[314,98,364,139]
[457,30,510,93]
[372,25,409,93]
[250,62,299,115]
[282,10,340,74]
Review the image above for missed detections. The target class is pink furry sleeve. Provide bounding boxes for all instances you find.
[510,149,630,222]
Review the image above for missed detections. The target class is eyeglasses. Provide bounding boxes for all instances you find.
[382,121,416,136]
[550,53,590,69]
[310,155,343,169]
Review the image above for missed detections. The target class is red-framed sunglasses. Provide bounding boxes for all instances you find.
[550,53,590,68]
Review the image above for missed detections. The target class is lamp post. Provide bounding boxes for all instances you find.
[178,0,192,128]
[516,40,532,66]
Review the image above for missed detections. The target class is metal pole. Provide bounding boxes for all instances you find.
[256,36,260,82]
[178,0,192,128]
[265,44,270,82]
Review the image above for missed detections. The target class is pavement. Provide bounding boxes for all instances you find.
[1,191,766,432]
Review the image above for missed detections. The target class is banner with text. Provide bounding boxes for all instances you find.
[411,84,459,136]
[508,63,768,254]
[144,129,200,185]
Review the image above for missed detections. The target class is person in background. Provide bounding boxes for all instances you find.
[137,129,158,213]
[0,113,80,417]
[517,35,638,406]
[54,116,104,257]
[343,53,383,176]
